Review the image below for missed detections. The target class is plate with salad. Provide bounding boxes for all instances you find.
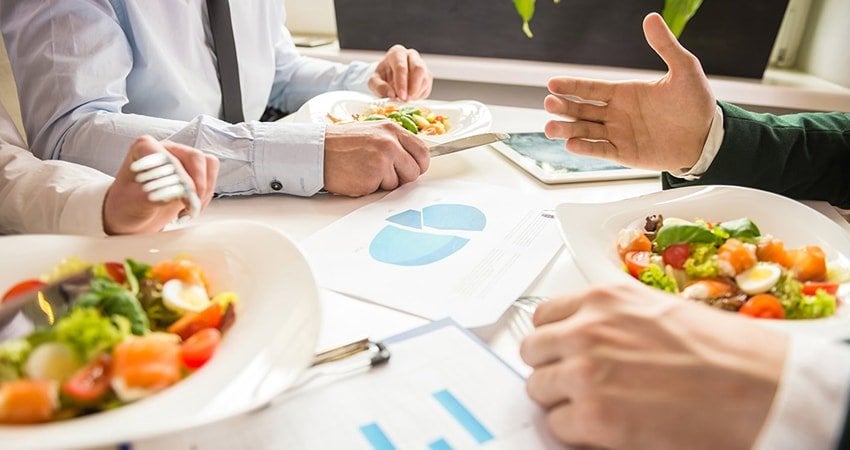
[555,185,850,339]
[0,221,320,449]
[281,90,492,144]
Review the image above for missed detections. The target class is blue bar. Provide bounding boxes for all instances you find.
[433,389,494,444]
[359,423,397,450]
[428,438,453,450]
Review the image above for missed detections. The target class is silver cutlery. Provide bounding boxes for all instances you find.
[130,152,201,221]
[428,132,511,157]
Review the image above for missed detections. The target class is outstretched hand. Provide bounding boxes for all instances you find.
[544,13,716,172]
[103,136,218,235]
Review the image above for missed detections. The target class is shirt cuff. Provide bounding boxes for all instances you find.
[254,121,326,196]
[667,105,725,180]
[58,179,111,237]
[753,336,850,450]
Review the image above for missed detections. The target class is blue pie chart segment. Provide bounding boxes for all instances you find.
[369,226,471,266]
[386,209,422,229]
[423,204,486,231]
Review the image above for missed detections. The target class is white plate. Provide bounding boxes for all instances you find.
[0,221,321,449]
[555,185,850,340]
[281,90,492,144]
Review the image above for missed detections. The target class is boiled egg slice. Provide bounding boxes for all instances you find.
[161,279,210,314]
[735,262,782,295]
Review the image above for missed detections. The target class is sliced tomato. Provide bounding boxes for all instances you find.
[801,281,839,296]
[62,354,112,404]
[739,294,785,319]
[167,303,223,341]
[1,279,46,303]
[624,251,652,278]
[181,328,222,370]
[103,262,127,284]
[662,243,690,269]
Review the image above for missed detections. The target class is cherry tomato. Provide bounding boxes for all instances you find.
[662,243,690,269]
[1,279,46,303]
[739,294,785,319]
[801,281,839,296]
[181,328,222,370]
[624,251,652,278]
[167,303,223,341]
[104,262,127,284]
[62,354,113,404]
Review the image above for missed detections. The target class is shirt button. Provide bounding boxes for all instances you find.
[270,180,283,191]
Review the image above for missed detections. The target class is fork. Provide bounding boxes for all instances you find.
[511,296,548,337]
[130,152,202,222]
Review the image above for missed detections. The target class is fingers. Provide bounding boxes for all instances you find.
[532,293,585,327]
[387,45,409,101]
[544,119,609,142]
[393,126,430,175]
[373,45,433,101]
[202,153,219,208]
[544,94,607,123]
[548,77,615,104]
[406,49,432,100]
[159,141,208,201]
[526,363,573,409]
[642,12,700,74]
[564,138,618,161]
[368,73,397,100]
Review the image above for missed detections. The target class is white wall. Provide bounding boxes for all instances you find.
[284,0,337,35]
[797,0,850,88]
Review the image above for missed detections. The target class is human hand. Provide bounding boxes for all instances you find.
[323,121,429,197]
[369,44,433,102]
[520,283,787,450]
[544,12,716,172]
[103,136,219,235]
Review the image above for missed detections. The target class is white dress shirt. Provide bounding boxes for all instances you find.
[0,103,109,236]
[0,0,374,197]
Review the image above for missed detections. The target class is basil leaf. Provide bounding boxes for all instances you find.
[654,224,719,251]
[718,218,761,240]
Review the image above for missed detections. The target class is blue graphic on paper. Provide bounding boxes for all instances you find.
[369,204,486,266]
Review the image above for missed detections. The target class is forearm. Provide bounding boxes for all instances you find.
[0,143,110,236]
[664,102,850,207]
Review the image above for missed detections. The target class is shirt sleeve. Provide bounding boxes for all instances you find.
[667,105,725,180]
[266,4,376,114]
[0,0,334,197]
[0,123,111,236]
[753,336,850,450]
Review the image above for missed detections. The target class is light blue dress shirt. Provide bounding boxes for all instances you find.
[0,0,375,196]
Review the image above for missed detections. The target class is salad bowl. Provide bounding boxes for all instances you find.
[0,220,321,448]
[555,185,850,339]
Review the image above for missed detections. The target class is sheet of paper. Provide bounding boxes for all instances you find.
[302,180,563,327]
[135,320,562,450]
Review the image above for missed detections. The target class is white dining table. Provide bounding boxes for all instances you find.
[182,104,661,372]
[129,102,850,449]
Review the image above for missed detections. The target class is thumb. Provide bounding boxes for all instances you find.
[643,12,700,74]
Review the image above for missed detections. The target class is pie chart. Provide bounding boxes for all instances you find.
[369,204,487,266]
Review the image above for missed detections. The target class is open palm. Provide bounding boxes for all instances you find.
[544,13,716,172]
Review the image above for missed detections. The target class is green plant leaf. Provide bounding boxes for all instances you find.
[662,0,704,38]
[513,0,536,38]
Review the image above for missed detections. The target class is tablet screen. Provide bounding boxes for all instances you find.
[491,132,657,184]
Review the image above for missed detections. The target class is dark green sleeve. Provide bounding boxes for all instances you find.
[662,101,850,208]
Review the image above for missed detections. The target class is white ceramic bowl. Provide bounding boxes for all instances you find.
[555,185,850,339]
[281,90,492,144]
[0,221,321,448]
